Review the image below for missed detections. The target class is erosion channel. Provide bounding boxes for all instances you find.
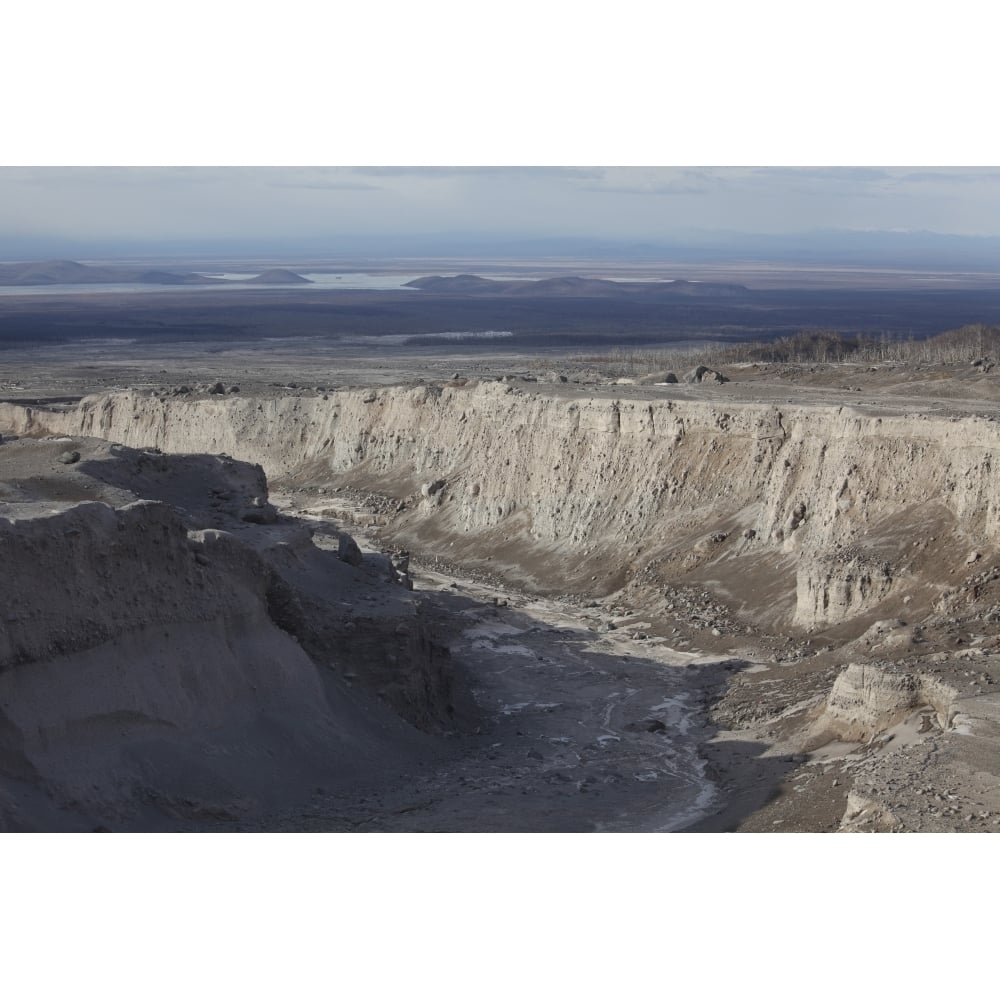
[4,368,1000,832]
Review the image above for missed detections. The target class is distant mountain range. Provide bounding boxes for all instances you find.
[0,259,225,286]
[405,275,750,297]
[0,260,311,287]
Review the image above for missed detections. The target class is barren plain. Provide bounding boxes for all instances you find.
[4,266,1000,832]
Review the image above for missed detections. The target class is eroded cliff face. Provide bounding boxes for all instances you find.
[5,382,999,630]
[0,434,464,830]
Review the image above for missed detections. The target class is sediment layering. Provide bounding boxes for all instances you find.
[5,380,998,629]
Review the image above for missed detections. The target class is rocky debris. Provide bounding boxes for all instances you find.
[56,450,80,465]
[209,382,226,395]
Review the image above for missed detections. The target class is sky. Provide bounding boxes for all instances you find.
[4,166,1000,254]
[5,5,999,257]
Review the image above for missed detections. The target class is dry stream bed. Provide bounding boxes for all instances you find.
[261,502,726,832]
[257,491,871,833]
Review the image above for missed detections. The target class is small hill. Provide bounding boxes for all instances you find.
[0,260,116,284]
[404,274,505,293]
[244,269,313,285]
[0,259,224,286]
[506,276,627,297]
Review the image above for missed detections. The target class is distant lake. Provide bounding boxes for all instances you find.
[0,272,426,297]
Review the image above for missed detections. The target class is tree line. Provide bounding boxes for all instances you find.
[570,323,1000,373]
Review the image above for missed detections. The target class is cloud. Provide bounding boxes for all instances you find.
[578,167,718,195]
[5,165,1000,244]
[263,179,382,191]
[747,166,894,183]
[582,181,709,196]
[897,169,1000,185]
[347,165,605,181]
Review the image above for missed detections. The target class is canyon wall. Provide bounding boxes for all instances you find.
[5,382,999,629]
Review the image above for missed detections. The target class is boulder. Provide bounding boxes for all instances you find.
[421,479,447,499]
[240,496,278,524]
[637,371,679,385]
[337,533,364,567]
[683,365,729,385]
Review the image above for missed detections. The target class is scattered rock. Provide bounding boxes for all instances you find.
[57,450,80,465]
